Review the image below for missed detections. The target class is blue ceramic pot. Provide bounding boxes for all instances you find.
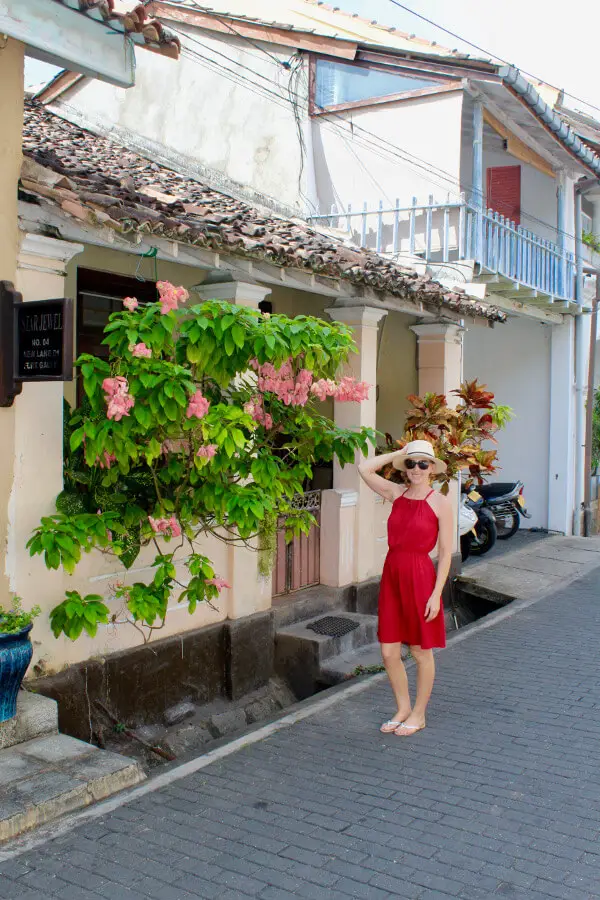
[0,624,33,722]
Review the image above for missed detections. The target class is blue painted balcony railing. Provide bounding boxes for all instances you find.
[307,195,577,302]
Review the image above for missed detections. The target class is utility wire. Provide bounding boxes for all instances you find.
[169,21,586,242]
[386,0,600,119]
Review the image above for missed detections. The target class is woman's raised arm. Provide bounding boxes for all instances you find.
[358,450,406,502]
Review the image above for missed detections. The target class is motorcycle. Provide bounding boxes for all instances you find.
[460,487,498,560]
[475,481,531,539]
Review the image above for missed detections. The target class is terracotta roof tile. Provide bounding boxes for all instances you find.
[20,101,505,323]
[53,0,181,59]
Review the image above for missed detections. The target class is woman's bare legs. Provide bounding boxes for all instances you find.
[380,642,412,728]
[396,646,435,733]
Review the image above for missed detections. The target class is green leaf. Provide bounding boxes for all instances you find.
[232,324,245,349]
[70,427,85,452]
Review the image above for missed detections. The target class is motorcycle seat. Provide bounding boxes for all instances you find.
[477,482,520,499]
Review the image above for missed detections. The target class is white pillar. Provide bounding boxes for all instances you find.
[194,281,271,309]
[471,98,484,262]
[6,234,83,604]
[548,318,576,534]
[323,306,387,585]
[410,322,464,552]
[410,323,464,407]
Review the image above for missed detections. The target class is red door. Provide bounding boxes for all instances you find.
[486,165,521,224]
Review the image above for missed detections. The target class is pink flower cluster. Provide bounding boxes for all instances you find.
[196,444,218,459]
[157,281,189,315]
[123,296,139,311]
[148,516,182,538]
[311,376,370,403]
[130,342,152,358]
[161,439,190,455]
[186,389,210,419]
[102,377,135,421]
[206,577,231,591]
[97,451,117,469]
[244,396,273,430]
[310,378,337,402]
[250,359,313,407]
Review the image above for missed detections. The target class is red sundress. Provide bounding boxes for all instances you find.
[378,489,446,649]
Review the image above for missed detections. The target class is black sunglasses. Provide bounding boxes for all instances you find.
[405,459,432,470]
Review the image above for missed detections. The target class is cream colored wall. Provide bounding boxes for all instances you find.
[0,40,23,281]
[63,245,212,406]
[64,244,202,298]
[371,312,418,575]
[376,311,418,440]
[0,40,25,607]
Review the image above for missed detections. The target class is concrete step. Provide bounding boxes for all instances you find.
[0,733,145,843]
[275,611,378,699]
[317,608,469,687]
[0,691,58,751]
[272,584,352,629]
[320,643,389,686]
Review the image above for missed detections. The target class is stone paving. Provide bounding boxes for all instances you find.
[2,567,600,899]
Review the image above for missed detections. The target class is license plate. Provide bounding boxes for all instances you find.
[468,490,481,501]
[517,495,526,508]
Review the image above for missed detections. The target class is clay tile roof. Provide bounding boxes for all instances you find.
[20,101,505,323]
[53,0,181,59]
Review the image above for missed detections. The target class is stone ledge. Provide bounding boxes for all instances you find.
[0,692,58,751]
[0,733,145,843]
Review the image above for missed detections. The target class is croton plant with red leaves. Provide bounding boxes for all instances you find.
[381,379,513,494]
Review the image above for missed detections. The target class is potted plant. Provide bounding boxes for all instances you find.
[0,598,40,722]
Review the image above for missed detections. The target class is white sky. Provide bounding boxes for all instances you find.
[335,0,600,117]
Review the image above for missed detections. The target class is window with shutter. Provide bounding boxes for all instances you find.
[486,165,521,225]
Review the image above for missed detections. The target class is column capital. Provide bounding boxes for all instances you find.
[17,233,83,274]
[410,322,464,344]
[193,280,271,308]
[325,305,387,327]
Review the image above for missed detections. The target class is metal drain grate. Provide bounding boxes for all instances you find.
[306,616,360,638]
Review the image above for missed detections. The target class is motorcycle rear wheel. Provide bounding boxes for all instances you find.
[495,508,520,540]
[460,532,473,562]
[469,513,497,556]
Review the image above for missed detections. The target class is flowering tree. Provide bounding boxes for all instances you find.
[28,283,373,642]
[380,380,513,493]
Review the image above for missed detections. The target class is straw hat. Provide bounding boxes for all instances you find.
[393,439,447,475]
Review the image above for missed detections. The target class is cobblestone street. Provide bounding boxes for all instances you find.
[2,568,600,900]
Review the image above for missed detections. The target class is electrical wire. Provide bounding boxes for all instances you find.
[386,0,600,119]
[174,27,588,244]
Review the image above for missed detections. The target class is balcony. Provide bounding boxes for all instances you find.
[307,196,578,306]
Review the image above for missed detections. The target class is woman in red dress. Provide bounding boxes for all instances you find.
[358,440,453,737]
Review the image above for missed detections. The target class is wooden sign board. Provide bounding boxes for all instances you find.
[0,281,73,407]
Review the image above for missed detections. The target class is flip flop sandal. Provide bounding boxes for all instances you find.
[394,722,426,737]
[380,720,403,733]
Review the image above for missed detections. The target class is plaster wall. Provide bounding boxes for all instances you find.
[0,39,25,606]
[483,149,558,244]
[463,315,551,529]
[312,92,464,253]
[53,27,307,215]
